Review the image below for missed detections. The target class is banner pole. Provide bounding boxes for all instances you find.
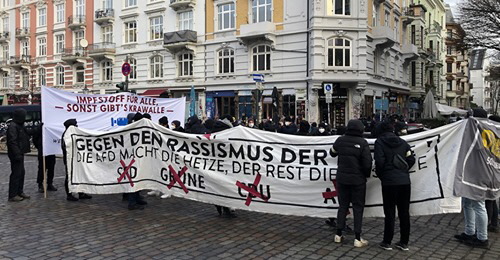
[43,154,47,198]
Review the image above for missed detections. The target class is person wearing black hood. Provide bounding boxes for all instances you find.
[331,119,372,248]
[279,116,297,135]
[263,119,276,132]
[61,119,92,201]
[158,116,169,128]
[312,123,330,136]
[127,113,148,210]
[203,118,215,133]
[170,120,184,132]
[295,120,310,135]
[7,109,32,202]
[211,115,237,218]
[185,115,209,134]
[33,122,57,193]
[374,120,415,251]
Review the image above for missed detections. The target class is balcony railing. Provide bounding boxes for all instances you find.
[95,9,114,19]
[15,27,30,38]
[10,55,31,64]
[169,0,196,11]
[68,15,86,29]
[88,42,116,61]
[62,47,87,57]
[164,30,197,45]
[88,42,116,52]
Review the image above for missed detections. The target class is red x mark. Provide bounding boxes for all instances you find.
[203,134,212,140]
[322,180,339,199]
[167,165,189,194]
[118,159,135,187]
[236,173,269,206]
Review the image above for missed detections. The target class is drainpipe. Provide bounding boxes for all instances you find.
[306,0,310,121]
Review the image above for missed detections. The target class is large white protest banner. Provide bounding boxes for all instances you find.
[63,119,483,218]
[42,87,186,155]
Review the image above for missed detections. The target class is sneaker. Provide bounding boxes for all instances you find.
[465,238,489,249]
[160,194,170,199]
[79,194,92,200]
[66,195,79,201]
[379,242,393,250]
[354,238,369,248]
[19,193,30,199]
[395,242,409,251]
[334,235,344,243]
[47,185,58,191]
[147,190,161,197]
[8,196,24,202]
[128,204,145,210]
[454,233,475,242]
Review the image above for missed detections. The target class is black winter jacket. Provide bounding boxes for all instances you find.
[331,129,372,185]
[185,116,209,134]
[374,132,416,185]
[279,124,298,135]
[212,119,233,133]
[7,121,31,160]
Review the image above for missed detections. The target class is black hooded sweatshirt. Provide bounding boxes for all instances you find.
[185,116,209,134]
[330,120,372,185]
[7,109,31,159]
[374,132,416,185]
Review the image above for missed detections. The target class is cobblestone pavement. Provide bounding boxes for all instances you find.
[0,154,498,260]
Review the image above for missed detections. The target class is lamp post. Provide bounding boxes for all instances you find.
[82,84,89,94]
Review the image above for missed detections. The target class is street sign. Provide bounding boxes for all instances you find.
[326,93,333,104]
[122,62,131,77]
[324,83,333,93]
[252,74,265,82]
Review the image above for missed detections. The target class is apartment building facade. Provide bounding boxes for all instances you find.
[443,5,469,109]
[0,0,95,105]
[469,49,491,112]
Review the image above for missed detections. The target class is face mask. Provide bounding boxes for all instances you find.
[285,122,291,126]
[400,129,408,135]
[171,125,176,129]
[319,128,325,133]
[249,123,254,127]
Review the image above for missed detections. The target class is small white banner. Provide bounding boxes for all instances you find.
[64,119,471,218]
[42,87,186,155]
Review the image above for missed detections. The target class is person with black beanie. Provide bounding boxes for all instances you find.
[331,119,372,247]
[127,113,148,210]
[171,120,184,132]
[375,121,415,251]
[158,116,169,128]
[61,119,92,201]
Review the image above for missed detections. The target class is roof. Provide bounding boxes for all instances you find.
[446,8,455,24]
[470,49,486,70]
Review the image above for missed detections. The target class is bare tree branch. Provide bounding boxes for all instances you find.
[458,0,500,52]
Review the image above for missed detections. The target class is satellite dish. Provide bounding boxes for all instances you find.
[80,39,89,48]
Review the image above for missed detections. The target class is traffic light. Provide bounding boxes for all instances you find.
[116,82,126,93]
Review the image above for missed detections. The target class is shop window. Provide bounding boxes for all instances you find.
[238,96,253,119]
[216,96,235,118]
[282,95,296,118]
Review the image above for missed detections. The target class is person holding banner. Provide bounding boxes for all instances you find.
[62,119,92,202]
[33,123,57,193]
[127,113,148,210]
[331,119,372,248]
[374,120,415,251]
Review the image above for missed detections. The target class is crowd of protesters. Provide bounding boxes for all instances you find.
[4,107,499,251]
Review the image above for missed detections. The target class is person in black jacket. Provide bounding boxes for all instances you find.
[375,120,416,251]
[331,119,372,247]
[171,120,185,132]
[7,109,32,202]
[127,113,148,209]
[296,121,310,135]
[61,119,92,201]
[185,115,209,134]
[279,117,297,135]
[33,123,57,193]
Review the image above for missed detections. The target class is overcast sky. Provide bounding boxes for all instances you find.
[445,0,460,14]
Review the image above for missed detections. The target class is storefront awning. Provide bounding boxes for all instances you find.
[390,88,411,95]
[141,89,168,97]
[262,89,273,96]
[206,91,235,97]
[238,90,253,96]
[436,103,468,116]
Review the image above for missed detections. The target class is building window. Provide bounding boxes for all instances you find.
[334,0,350,16]
[447,29,453,39]
[394,57,399,80]
[1,72,9,89]
[21,70,29,89]
[385,54,391,77]
[178,53,193,77]
[129,58,137,80]
[38,37,47,56]
[21,40,29,56]
[74,30,84,48]
[101,61,113,81]
[282,95,296,118]
[150,55,163,79]
[103,0,113,9]
[218,48,234,74]
[411,61,416,86]
[178,11,193,31]
[56,66,65,86]
[252,45,271,71]
[55,4,65,23]
[75,0,85,17]
[38,7,47,27]
[21,12,29,28]
[411,25,416,45]
[327,38,351,67]
[125,0,137,8]
[447,80,452,91]
[124,21,137,43]
[38,67,46,86]
[75,65,85,83]
[447,62,452,73]
[2,17,8,32]
[150,16,163,40]
[218,3,235,30]
[447,99,452,106]
[394,17,399,38]
[102,25,113,43]
[447,46,452,55]
[384,11,390,26]
[252,0,272,23]
[2,45,8,60]
[420,26,424,48]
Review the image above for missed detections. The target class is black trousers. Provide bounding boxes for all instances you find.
[9,156,26,199]
[486,199,498,227]
[336,183,366,234]
[37,153,56,186]
[128,192,141,206]
[382,184,411,245]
